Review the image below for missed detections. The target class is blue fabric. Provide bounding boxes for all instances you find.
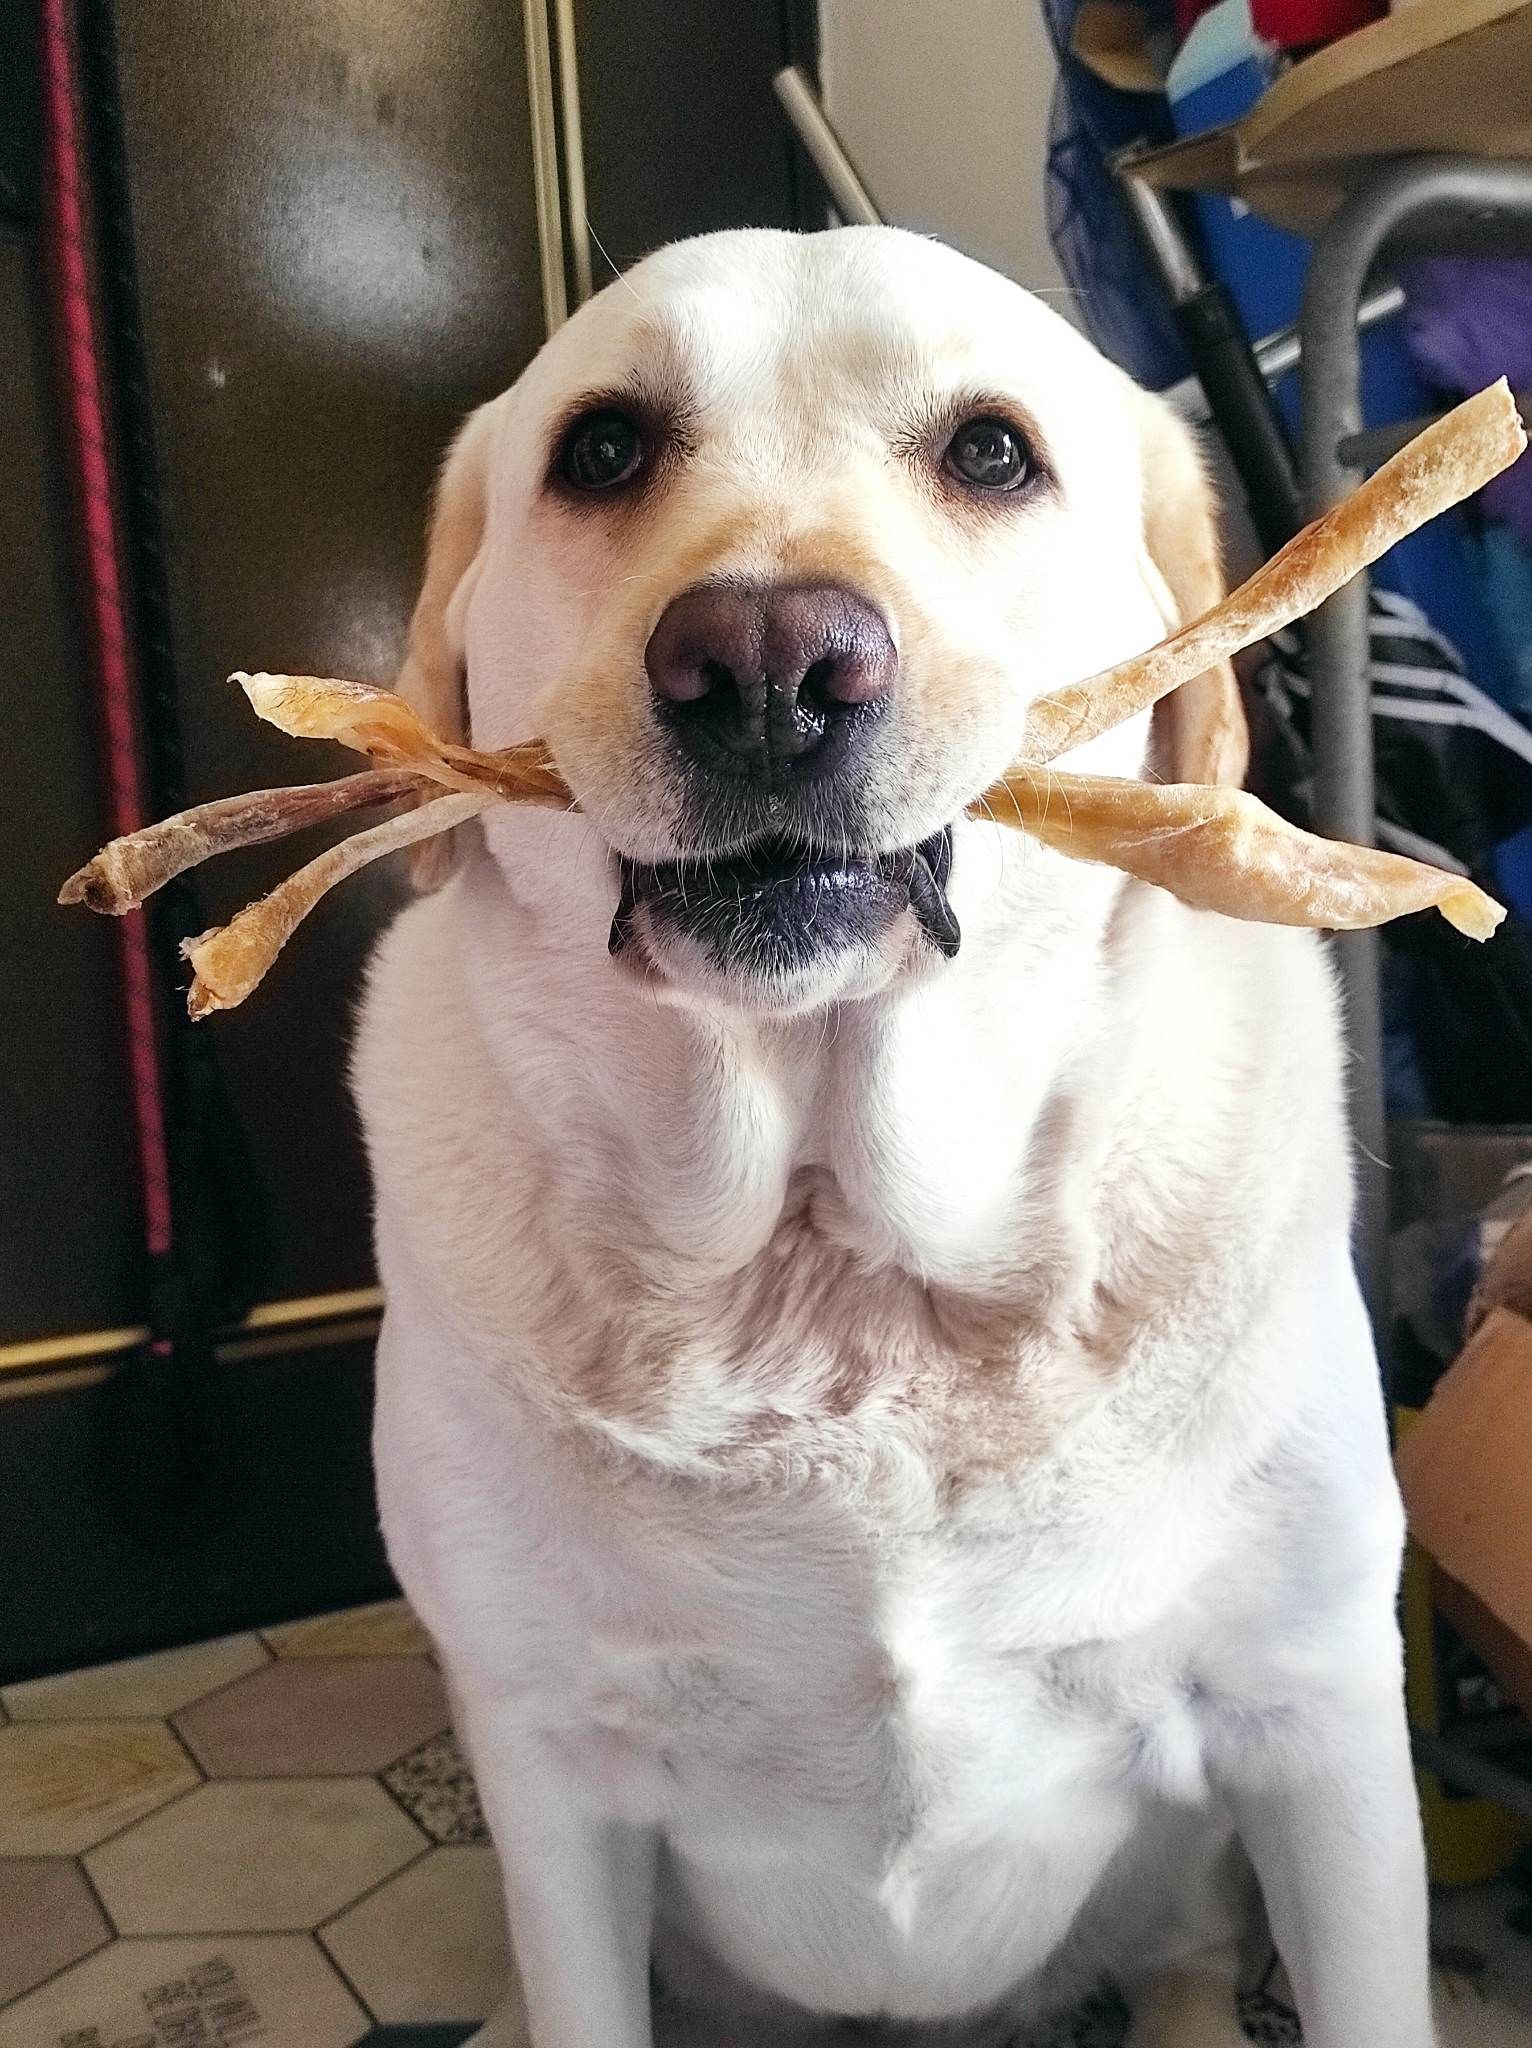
[1040,0,1190,388]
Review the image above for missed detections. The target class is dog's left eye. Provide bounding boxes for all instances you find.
[560,408,645,490]
[944,416,1031,491]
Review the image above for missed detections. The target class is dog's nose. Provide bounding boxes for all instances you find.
[645,582,896,781]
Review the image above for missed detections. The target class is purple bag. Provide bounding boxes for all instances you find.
[1399,257,1532,546]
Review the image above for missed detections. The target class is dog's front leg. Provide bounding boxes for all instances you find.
[461,1705,658,2048]
[1223,1682,1434,2048]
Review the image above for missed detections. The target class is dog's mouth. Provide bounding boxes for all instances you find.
[609,826,959,979]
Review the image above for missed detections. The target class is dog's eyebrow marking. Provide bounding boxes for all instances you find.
[619,314,702,414]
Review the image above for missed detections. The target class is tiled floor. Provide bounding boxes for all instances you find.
[0,1602,496,2048]
[2,1600,1531,2047]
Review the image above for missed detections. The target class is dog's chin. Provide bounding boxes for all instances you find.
[608,828,959,1015]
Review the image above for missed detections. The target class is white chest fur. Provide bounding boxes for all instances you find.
[357,860,1397,2034]
[374,1321,1236,2021]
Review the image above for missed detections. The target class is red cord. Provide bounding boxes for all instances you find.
[41,0,174,1267]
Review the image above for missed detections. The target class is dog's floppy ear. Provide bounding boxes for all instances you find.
[1126,382,1249,788]
[396,402,495,887]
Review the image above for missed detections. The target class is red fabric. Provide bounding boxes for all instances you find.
[1249,0,1384,48]
[40,0,175,1258]
[1174,0,1219,37]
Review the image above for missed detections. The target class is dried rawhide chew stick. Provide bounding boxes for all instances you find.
[60,385,1516,1019]
[1025,380,1528,763]
[981,770,1505,941]
[58,770,425,915]
[183,791,490,1016]
[234,672,573,807]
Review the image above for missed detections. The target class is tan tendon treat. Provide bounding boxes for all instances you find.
[977,768,1506,941]
[183,790,490,1017]
[235,671,574,806]
[1025,381,1528,764]
[59,770,425,915]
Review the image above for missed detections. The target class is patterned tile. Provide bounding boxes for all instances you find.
[1238,1990,1302,2044]
[381,1730,487,1845]
[0,1934,368,2048]
[320,1845,512,2025]
[265,1601,433,1660]
[0,1856,111,2004]
[85,1777,425,1934]
[174,1657,448,1777]
[0,1720,200,1856]
[2,1635,268,1723]
[9,1600,1527,2048]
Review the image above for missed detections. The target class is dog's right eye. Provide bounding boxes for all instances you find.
[559,408,645,491]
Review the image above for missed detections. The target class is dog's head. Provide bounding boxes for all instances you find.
[399,227,1243,1013]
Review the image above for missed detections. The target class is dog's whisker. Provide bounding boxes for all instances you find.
[585,217,642,301]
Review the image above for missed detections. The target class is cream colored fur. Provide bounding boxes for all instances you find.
[355,227,1432,2048]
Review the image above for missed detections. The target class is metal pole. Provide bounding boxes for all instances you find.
[772,66,884,227]
[1255,283,1403,385]
[1114,160,1303,552]
[1299,155,1532,1360]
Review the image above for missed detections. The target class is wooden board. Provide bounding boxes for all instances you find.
[1132,0,1532,235]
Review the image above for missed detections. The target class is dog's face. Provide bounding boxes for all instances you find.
[420,228,1229,1014]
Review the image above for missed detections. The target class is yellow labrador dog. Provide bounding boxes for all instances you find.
[355,227,1432,2048]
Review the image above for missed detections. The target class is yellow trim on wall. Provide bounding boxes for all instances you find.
[522,0,568,334]
[551,0,592,305]
[0,1287,387,1378]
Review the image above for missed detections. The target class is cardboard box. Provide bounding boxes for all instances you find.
[1397,1306,1532,1675]
[1127,0,1532,235]
[1433,1565,1532,1725]
[1470,1196,1532,1333]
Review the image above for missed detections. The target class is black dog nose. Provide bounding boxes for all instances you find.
[645,581,896,782]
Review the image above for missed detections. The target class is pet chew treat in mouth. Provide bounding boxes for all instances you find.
[982,771,1504,942]
[1024,381,1528,764]
[61,381,1522,1013]
[234,671,571,805]
[58,770,426,914]
[182,790,491,1016]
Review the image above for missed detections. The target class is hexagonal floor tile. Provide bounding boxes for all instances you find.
[266,1599,433,1659]
[2,1632,268,1721]
[381,1729,487,1845]
[0,1856,112,2003]
[320,1845,513,2024]
[85,1776,426,1933]
[0,1719,201,1855]
[0,1933,368,2048]
[174,1655,448,1776]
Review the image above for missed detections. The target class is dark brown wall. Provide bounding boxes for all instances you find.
[3,0,817,1673]
[100,0,550,1305]
[576,0,810,272]
[0,226,141,1343]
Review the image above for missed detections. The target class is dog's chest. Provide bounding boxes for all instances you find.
[522,1473,1208,2014]
[534,1453,1208,1858]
